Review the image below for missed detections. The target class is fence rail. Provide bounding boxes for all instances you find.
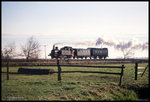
[59,65,124,68]
[56,59,125,86]
[54,71,122,75]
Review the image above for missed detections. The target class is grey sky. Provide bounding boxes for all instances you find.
[2,1,148,58]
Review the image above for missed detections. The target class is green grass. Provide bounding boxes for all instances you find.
[1,63,149,101]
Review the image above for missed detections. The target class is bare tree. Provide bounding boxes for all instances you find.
[2,43,16,59]
[21,36,41,61]
[121,48,134,59]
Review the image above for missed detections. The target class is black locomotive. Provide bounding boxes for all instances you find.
[49,45,108,59]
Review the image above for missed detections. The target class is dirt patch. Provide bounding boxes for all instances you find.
[88,90,99,96]
[100,76,119,82]
[97,86,110,92]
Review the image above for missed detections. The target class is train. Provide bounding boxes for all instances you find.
[49,45,108,59]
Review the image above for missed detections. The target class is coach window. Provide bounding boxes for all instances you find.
[96,50,98,53]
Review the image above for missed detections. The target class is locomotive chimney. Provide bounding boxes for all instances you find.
[53,45,55,50]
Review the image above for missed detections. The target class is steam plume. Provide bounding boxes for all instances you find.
[96,37,148,51]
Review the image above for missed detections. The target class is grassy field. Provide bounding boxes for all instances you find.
[1,63,149,101]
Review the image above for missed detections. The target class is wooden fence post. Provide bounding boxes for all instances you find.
[135,63,138,80]
[119,65,124,86]
[7,60,9,80]
[57,59,61,81]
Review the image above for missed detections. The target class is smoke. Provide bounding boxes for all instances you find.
[96,37,148,51]
[96,37,116,46]
[96,37,104,46]
[132,42,148,50]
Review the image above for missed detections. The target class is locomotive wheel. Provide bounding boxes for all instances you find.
[99,56,102,59]
[51,56,55,59]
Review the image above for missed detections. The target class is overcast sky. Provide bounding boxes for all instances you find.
[2,1,149,59]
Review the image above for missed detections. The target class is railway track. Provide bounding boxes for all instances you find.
[2,58,148,67]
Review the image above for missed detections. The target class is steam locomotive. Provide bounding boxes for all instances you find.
[49,45,108,59]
